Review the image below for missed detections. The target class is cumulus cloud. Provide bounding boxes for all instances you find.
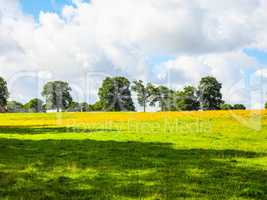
[0,0,267,108]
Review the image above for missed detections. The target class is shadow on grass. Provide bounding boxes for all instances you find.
[0,138,267,199]
[0,126,118,134]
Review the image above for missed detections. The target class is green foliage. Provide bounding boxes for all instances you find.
[24,98,44,113]
[151,86,177,111]
[176,86,200,111]
[80,102,89,112]
[88,101,104,111]
[7,101,24,113]
[0,77,9,112]
[220,103,233,110]
[198,76,223,110]
[65,102,90,112]
[1,76,250,113]
[66,102,81,112]
[42,81,72,112]
[131,80,156,112]
[98,77,135,111]
[233,104,246,110]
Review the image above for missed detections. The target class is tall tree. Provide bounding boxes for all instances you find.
[0,77,9,113]
[151,86,176,111]
[197,76,223,110]
[24,98,44,113]
[98,77,135,111]
[42,81,72,112]
[131,80,156,112]
[176,86,200,111]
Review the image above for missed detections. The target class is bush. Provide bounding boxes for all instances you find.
[233,104,246,110]
[220,103,233,110]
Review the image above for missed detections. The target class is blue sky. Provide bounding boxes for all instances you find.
[244,49,267,65]
[20,0,72,18]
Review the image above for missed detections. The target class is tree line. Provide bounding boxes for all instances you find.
[0,76,247,113]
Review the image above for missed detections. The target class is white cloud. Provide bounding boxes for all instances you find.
[1,0,267,108]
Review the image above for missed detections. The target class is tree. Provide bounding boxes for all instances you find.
[197,76,223,110]
[220,103,233,110]
[80,102,89,112]
[66,102,81,112]
[7,101,24,113]
[176,86,200,111]
[24,98,44,113]
[98,77,135,111]
[88,101,104,111]
[152,86,176,111]
[42,81,72,112]
[66,102,89,112]
[0,77,9,113]
[233,104,246,110]
[131,80,156,112]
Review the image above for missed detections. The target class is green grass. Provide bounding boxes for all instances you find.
[0,111,267,199]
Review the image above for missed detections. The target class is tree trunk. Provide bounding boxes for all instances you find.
[143,100,146,112]
[0,105,6,113]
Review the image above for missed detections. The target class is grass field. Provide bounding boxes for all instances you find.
[0,111,267,200]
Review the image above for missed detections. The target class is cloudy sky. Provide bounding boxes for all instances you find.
[1,0,267,109]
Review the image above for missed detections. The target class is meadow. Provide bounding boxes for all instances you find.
[0,110,267,200]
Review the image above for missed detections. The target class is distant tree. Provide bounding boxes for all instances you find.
[7,101,24,113]
[197,76,223,110]
[24,98,44,113]
[151,86,176,111]
[233,104,246,110]
[80,102,89,112]
[131,80,156,112]
[0,77,9,113]
[176,86,200,111]
[265,102,267,109]
[88,101,104,111]
[98,77,135,111]
[220,103,233,110]
[42,81,72,112]
[66,102,81,112]
[66,102,89,112]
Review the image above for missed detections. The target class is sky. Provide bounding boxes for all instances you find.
[1,0,267,110]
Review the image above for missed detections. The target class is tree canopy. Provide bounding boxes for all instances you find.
[198,76,223,110]
[42,81,72,112]
[0,75,251,113]
[24,98,44,113]
[131,80,156,112]
[98,77,135,111]
[7,101,24,113]
[0,77,9,113]
[233,104,246,110]
[177,86,200,111]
